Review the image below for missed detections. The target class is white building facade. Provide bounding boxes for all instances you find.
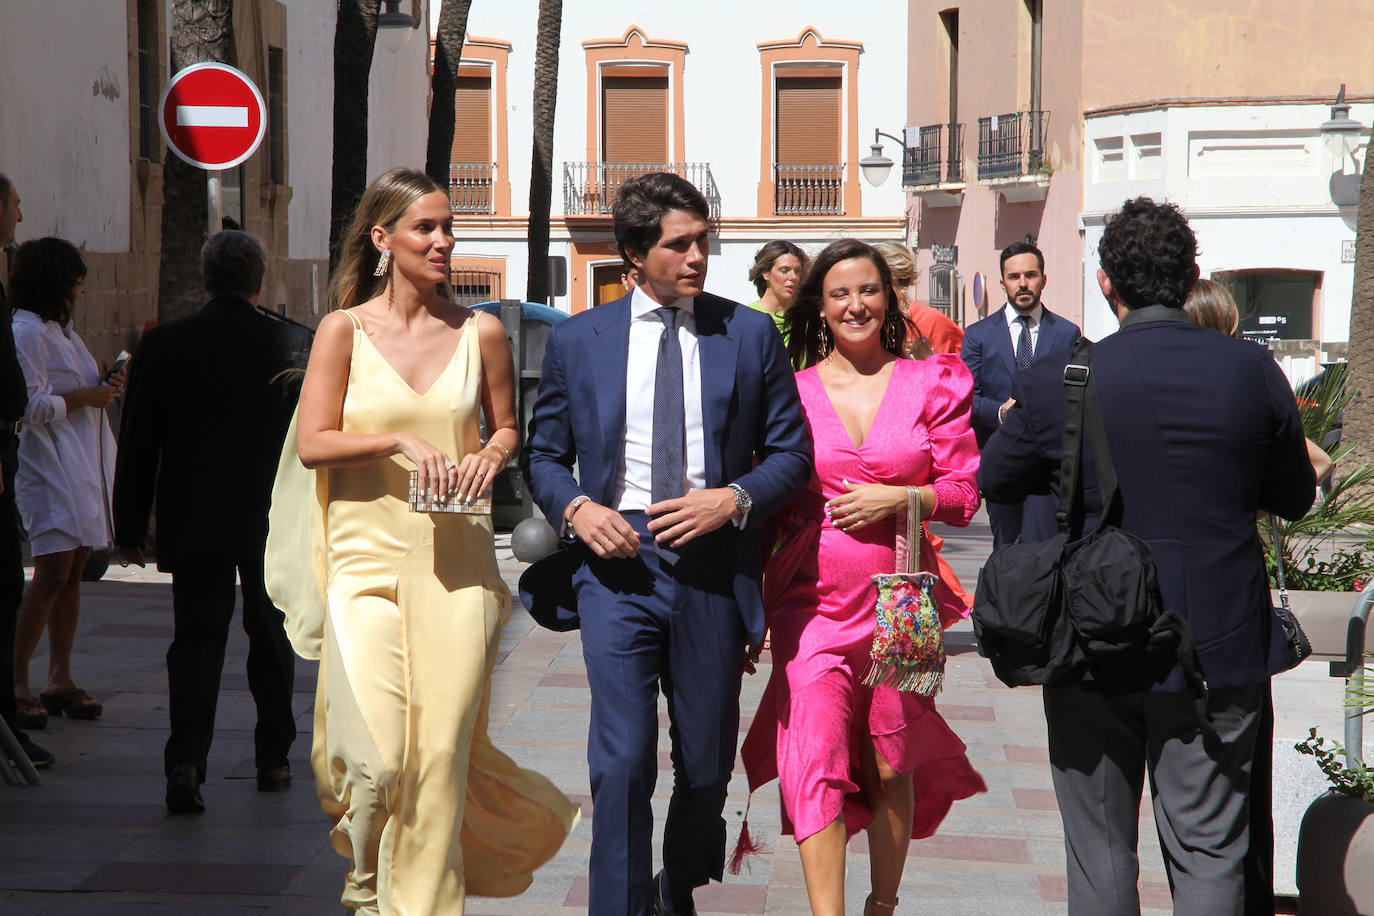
[433,3,909,312]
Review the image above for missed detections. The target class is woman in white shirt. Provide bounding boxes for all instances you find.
[9,238,120,728]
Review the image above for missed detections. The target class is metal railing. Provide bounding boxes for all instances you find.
[773,162,845,215]
[976,111,1049,180]
[904,123,964,186]
[449,162,495,214]
[450,266,502,307]
[562,161,721,219]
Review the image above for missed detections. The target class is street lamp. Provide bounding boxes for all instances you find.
[376,0,418,55]
[859,128,907,187]
[1318,84,1365,208]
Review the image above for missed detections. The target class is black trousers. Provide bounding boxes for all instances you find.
[0,434,23,727]
[164,552,296,779]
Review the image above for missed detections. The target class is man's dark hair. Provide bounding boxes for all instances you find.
[999,241,1044,275]
[1097,197,1199,310]
[9,237,86,326]
[612,172,710,262]
[201,230,266,300]
[0,172,12,202]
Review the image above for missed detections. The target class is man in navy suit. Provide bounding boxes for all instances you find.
[525,173,811,916]
[961,242,1079,545]
[980,198,1314,915]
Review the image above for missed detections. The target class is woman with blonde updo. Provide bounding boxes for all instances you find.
[267,168,577,914]
[873,241,964,358]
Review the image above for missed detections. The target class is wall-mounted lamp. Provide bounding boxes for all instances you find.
[1319,84,1366,208]
[377,0,418,54]
[859,128,907,187]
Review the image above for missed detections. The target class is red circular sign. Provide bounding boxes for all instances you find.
[159,63,267,170]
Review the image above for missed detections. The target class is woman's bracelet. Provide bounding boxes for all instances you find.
[486,439,513,468]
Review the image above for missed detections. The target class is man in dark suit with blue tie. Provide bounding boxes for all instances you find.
[525,173,811,916]
[961,242,1079,545]
[980,198,1315,914]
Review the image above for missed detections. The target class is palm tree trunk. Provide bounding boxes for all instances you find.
[157,0,235,322]
[425,0,473,188]
[330,0,380,272]
[1342,123,1374,482]
[526,0,562,305]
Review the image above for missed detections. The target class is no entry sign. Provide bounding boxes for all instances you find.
[159,63,267,170]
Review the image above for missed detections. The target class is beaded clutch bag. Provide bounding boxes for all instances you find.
[408,470,491,515]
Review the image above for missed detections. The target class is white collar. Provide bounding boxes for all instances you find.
[1003,301,1044,325]
[631,284,695,320]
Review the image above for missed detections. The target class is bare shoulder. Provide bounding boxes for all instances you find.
[472,308,505,343]
[309,310,358,355]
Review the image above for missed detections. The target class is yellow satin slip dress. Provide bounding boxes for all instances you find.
[265,308,579,916]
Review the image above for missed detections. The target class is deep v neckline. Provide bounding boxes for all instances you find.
[814,359,902,451]
[355,316,471,398]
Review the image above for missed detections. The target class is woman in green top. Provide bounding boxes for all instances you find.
[746,240,809,343]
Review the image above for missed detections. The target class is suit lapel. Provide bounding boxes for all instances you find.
[695,296,737,487]
[590,298,630,500]
[991,309,1017,374]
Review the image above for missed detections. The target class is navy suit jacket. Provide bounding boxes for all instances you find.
[979,306,1315,689]
[962,305,1080,447]
[525,291,813,644]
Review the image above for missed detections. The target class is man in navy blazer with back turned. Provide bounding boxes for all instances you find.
[525,172,811,916]
[980,198,1314,914]
[961,241,1079,545]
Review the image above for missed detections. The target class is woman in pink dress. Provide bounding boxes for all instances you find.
[742,239,986,916]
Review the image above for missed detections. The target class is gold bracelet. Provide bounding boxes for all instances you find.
[486,440,512,467]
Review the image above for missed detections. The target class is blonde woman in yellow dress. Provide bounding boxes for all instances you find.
[266,168,578,915]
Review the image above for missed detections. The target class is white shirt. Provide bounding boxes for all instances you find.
[614,285,706,511]
[1003,301,1044,359]
[11,310,116,554]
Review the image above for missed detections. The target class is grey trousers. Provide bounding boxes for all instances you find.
[1043,682,1264,916]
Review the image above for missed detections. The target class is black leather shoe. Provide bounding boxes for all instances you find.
[652,870,697,916]
[256,763,292,792]
[166,764,205,814]
[17,732,54,769]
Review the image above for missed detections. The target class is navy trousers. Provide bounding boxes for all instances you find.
[573,513,747,916]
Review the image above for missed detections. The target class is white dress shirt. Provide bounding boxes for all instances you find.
[613,285,706,512]
[1003,301,1044,358]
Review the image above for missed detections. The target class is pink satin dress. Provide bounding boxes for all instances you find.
[741,355,987,842]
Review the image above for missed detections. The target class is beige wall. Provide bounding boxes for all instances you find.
[1081,0,1374,112]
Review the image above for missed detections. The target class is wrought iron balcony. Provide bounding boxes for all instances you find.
[773,163,845,216]
[563,161,721,219]
[449,162,495,214]
[903,123,964,186]
[976,111,1049,181]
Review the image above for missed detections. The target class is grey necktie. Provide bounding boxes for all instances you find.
[650,307,684,562]
[1015,314,1033,370]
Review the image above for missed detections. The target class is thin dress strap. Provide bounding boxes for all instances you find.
[341,309,364,331]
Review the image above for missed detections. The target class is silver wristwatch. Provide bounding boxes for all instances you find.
[727,483,753,516]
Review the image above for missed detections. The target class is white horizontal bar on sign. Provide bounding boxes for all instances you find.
[176,105,249,128]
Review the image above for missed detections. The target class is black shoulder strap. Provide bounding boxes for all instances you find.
[1055,337,1123,535]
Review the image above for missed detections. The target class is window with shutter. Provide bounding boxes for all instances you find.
[775,75,841,164]
[602,74,669,163]
[450,74,493,212]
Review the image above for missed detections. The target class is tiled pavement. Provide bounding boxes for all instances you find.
[0,510,1355,915]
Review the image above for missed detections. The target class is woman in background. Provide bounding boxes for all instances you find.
[747,239,809,342]
[873,241,963,358]
[268,168,577,914]
[10,238,119,728]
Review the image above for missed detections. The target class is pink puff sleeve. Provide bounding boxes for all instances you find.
[919,353,981,527]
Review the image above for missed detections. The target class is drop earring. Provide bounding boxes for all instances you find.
[373,249,392,277]
[816,320,830,360]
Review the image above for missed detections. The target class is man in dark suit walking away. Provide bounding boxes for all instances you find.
[980,198,1315,915]
[961,241,1079,545]
[525,173,811,916]
[113,231,310,813]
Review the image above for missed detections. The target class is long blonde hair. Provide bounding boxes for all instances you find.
[328,167,448,312]
[1183,277,1239,337]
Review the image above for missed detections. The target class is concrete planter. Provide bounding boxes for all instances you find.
[1296,792,1374,915]
[1278,589,1362,660]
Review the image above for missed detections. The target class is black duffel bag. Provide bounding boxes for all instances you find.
[973,339,1204,695]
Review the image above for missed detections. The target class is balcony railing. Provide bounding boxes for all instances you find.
[904,123,964,186]
[773,163,844,215]
[563,161,721,219]
[976,111,1049,180]
[449,265,502,307]
[449,162,495,214]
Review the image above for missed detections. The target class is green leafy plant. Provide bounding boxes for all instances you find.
[1265,365,1374,591]
[1295,727,1374,801]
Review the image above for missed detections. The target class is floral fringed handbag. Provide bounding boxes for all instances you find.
[860,485,945,695]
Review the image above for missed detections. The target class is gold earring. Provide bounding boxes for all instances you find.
[373,249,392,277]
[816,320,829,360]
